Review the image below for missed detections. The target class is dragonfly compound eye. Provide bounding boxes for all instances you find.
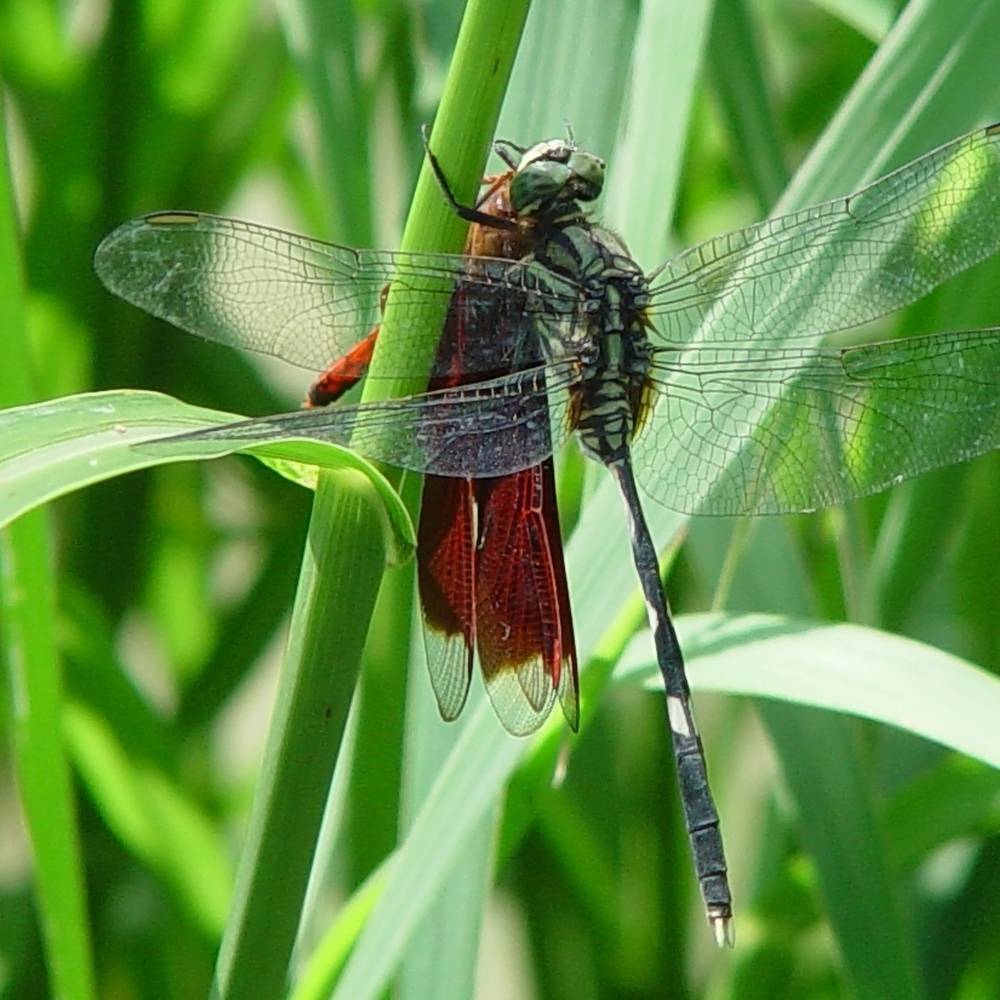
[510,148,606,216]
[566,152,605,202]
[509,161,574,215]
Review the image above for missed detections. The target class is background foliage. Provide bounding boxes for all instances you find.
[0,1,998,998]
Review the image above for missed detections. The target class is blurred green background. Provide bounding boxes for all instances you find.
[1,0,998,997]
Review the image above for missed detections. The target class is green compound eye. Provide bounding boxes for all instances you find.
[509,159,572,213]
[509,142,605,215]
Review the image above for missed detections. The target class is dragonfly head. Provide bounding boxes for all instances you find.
[508,138,605,218]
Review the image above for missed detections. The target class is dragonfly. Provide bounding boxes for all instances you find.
[94,122,1000,947]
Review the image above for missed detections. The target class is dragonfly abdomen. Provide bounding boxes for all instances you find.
[576,366,639,463]
[573,287,654,466]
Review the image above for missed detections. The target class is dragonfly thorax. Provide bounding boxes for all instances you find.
[529,220,653,466]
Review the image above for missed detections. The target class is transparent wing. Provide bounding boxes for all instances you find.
[647,123,1000,346]
[94,212,584,380]
[148,362,581,478]
[633,330,1000,515]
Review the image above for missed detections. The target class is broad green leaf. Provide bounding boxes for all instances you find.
[0,390,415,565]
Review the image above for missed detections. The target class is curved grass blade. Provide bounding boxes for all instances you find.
[0,390,415,564]
[618,612,1000,768]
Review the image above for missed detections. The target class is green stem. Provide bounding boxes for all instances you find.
[0,105,96,1000]
[211,2,531,997]
[363,2,532,419]
[212,471,388,1000]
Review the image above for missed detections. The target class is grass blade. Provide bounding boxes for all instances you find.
[0,104,96,1000]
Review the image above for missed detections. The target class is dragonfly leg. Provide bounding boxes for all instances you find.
[421,124,518,233]
[492,138,526,169]
[610,458,735,948]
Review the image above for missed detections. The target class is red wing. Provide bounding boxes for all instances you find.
[417,475,476,720]
[474,461,578,736]
[306,320,480,716]
[540,459,578,731]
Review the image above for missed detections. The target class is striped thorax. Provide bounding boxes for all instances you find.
[527,221,654,465]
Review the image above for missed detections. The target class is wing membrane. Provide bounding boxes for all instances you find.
[418,476,476,721]
[633,330,1000,515]
[94,212,582,380]
[647,123,1000,346]
[475,464,579,736]
[148,362,581,479]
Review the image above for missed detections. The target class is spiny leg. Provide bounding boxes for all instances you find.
[420,124,518,232]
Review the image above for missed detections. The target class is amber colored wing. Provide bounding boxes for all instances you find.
[473,463,578,736]
[417,475,477,721]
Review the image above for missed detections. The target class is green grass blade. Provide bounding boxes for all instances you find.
[781,0,1000,212]
[63,700,233,937]
[275,0,373,245]
[398,806,500,1000]
[883,757,1000,872]
[291,865,390,1000]
[762,701,921,999]
[813,0,895,41]
[498,0,638,152]
[0,106,96,1000]
[211,467,389,1000]
[618,613,1000,768]
[0,391,415,563]
[707,0,789,210]
[604,0,715,269]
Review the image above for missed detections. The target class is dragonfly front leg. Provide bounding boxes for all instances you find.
[421,124,519,233]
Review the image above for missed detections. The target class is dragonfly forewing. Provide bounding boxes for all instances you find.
[94,211,584,383]
[149,361,581,478]
[645,123,1000,349]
